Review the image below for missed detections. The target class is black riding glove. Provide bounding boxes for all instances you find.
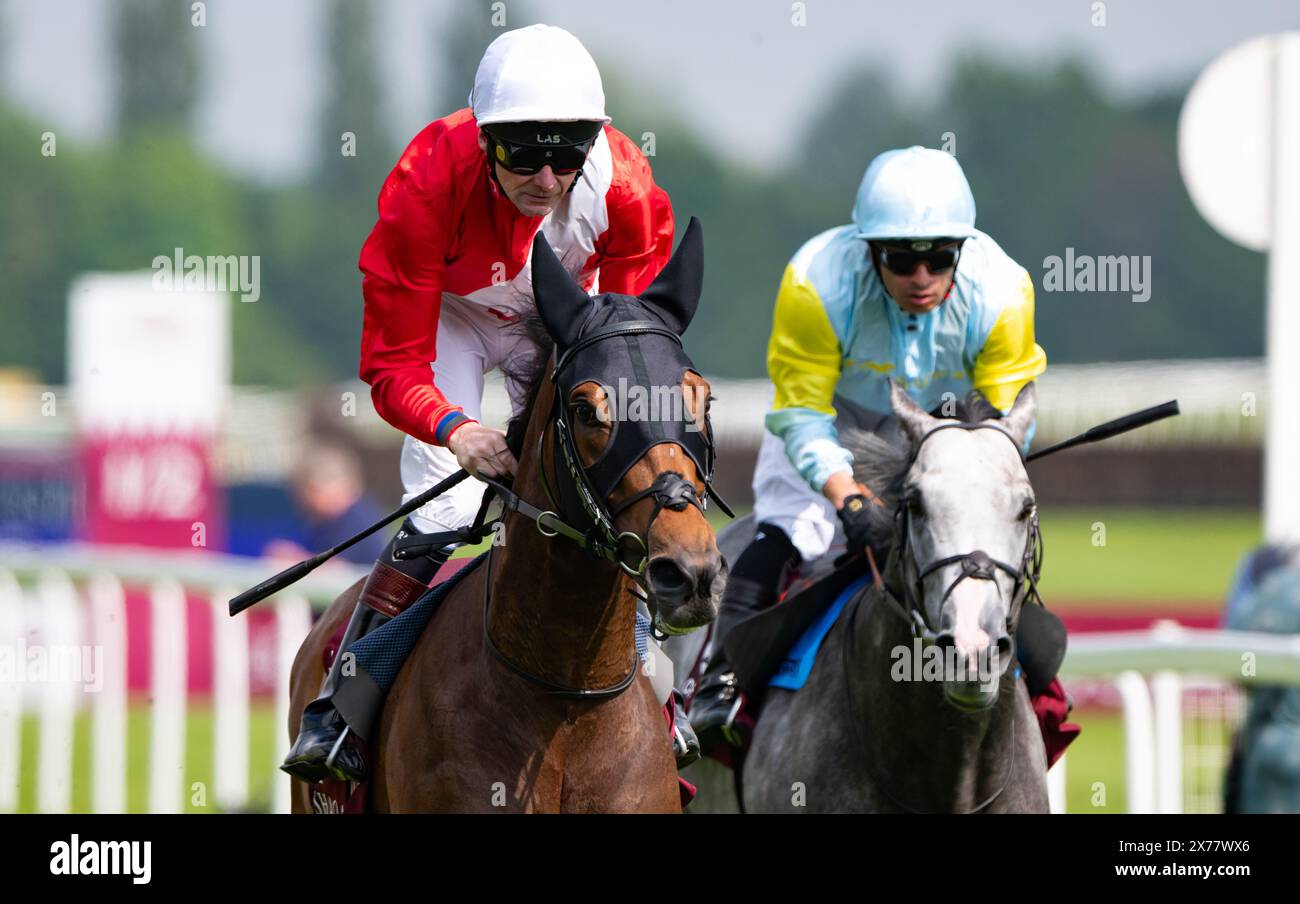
[837,494,878,558]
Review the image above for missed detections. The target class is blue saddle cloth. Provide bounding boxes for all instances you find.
[348,552,652,693]
[769,574,871,691]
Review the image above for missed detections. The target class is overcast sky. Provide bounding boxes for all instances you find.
[4,0,1299,179]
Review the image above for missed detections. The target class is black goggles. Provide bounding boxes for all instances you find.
[485,132,596,176]
[875,241,963,276]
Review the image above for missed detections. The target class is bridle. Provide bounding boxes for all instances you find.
[874,421,1044,644]
[536,319,731,580]
[474,318,732,699]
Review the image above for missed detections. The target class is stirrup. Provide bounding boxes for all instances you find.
[325,725,356,776]
[671,691,700,769]
[719,694,746,749]
[672,723,699,769]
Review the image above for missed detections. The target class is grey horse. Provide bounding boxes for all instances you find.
[669,380,1049,813]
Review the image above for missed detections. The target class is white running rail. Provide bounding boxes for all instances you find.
[1055,621,1300,813]
[0,543,362,813]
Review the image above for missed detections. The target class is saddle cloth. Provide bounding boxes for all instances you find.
[769,574,870,690]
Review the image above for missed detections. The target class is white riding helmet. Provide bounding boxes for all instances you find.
[852,146,977,240]
[470,24,611,126]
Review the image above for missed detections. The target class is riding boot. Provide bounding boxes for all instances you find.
[281,520,455,784]
[281,600,388,783]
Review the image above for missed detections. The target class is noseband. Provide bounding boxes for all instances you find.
[878,422,1044,643]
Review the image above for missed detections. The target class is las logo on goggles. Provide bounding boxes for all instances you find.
[485,128,597,176]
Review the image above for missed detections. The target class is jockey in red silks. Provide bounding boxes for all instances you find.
[282,24,686,784]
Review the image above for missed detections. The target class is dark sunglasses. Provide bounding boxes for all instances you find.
[486,134,595,176]
[876,243,962,276]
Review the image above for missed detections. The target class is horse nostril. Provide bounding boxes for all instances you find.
[996,635,1014,671]
[648,558,692,598]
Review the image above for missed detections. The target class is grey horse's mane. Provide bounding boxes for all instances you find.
[837,390,1005,552]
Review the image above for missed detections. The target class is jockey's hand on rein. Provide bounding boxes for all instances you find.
[837,491,884,558]
[447,423,518,480]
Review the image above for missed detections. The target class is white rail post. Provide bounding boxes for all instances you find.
[88,572,127,814]
[1047,755,1067,814]
[0,571,24,813]
[1114,671,1157,813]
[36,570,80,814]
[148,578,187,813]
[1152,670,1184,814]
[274,593,313,814]
[212,586,249,811]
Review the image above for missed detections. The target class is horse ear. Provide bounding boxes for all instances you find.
[1000,382,1037,447]
[639,216,703,335]
[889,378,936,446]
[531,230,589,348]
[964,389,1003,423]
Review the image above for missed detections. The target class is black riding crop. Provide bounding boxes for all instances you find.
[1025,400,1180,462]
[227,469,471,616]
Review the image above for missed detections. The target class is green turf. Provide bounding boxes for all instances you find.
[703,505,1259,609]
[1036,508,1260,608]
[12,702,1225,813]
[16,701,281,813]
[1061,705,1234,813]
[1063,708,1127,812]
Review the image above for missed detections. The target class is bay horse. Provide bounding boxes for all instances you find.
[288,218,726,812]
[672,380,1050,813]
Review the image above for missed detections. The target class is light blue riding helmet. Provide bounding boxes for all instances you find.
[852,146,978,240]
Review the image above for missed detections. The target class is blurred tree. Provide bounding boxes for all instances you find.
[929,54,1263,364]
[113,0,198,133]
[0,1,9,77]
[0,30,1267,388]
[316,0,393,199]
[433,1,536,117]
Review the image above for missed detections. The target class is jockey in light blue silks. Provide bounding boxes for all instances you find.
[690,146,1049,747]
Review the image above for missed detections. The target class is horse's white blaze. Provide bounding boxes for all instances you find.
[948,579,992,664]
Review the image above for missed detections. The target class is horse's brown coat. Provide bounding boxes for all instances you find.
[289,367,719,813]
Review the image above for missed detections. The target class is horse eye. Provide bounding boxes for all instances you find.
[1020,497,1036,519]
[905,487,924,516]
[572,401,603,427]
